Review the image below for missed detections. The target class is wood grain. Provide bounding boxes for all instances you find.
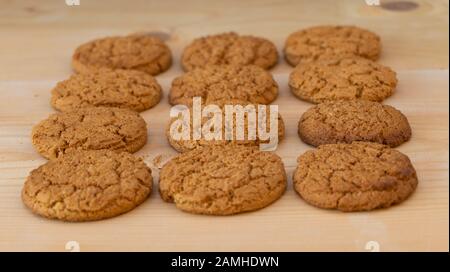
[0,0,448,251]
[0,0,448,81]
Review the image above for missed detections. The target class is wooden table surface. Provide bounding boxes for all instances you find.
[0,0,448,252]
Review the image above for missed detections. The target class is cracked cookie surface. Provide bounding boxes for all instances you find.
[72,34,172,75]
[22,150,152,221]
[169,65,278,106]
[51,69,162,112]
[32,107,147,159]
[181,32,278,71]
[293,142,418,212]
[167,99,285,152]
[289,57,397,103]
[298,100,411,147]
[159,145,287,215]
[284,25,380,66]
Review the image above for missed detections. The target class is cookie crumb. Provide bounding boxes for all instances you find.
[152,154,163,169]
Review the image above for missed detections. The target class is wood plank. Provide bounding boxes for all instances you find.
[0,0,448,81]
[0,70,448,251]
[0,0,448,252]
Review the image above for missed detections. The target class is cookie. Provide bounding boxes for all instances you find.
[293,142,418,212]
[22,150,152,221]
[159,145,287,215]
[51,69,162,112]
[169,65,278,106]
[32,107,147,159]
[298,100,411,147]
[167,99,285,152]
[72,34,172,75]
[181,32,278,71]
[284,25,381,66]
[289,57,397,103]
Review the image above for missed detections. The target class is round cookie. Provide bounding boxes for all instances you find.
[72,34,172,75]
[167,99,285,152]
[284,25,381,66]
[22,150,152,221]
[159,145,287,215]
[298,100,411,147]
[169,65,278,106]
[289,57,397,103]
[32,107,147,159]
[51,69,162,112]
[181,32,278,71]
[293,142,418,212]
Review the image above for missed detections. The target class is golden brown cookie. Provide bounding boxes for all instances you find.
[166,99,285,153]
[32,107,147,160]
[72,34,172,75]
[51,69,162,112]
[169,65,278,106]
[289,57,397,103]
[181,32,278,71]
[22,150,152,221]
[293,142,418,212]
[284,25,381,66]
[159,145,287,215]
[298,100,411,147]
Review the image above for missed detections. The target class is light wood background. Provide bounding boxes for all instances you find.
[0,0,448,252]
